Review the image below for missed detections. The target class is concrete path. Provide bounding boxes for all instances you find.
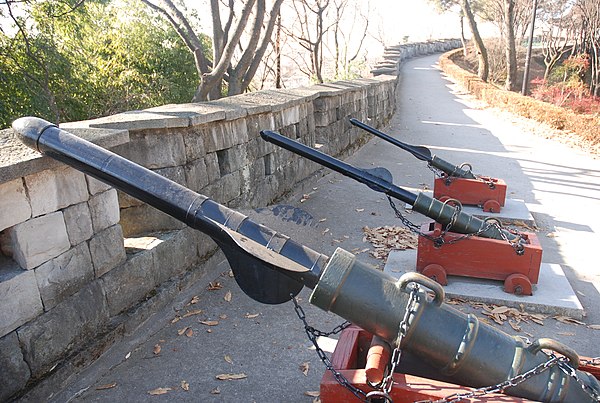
[45,54,600,403]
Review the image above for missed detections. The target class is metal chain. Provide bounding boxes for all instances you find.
[292,297,368,402]
[414,354,565,403]
[366,283,421,403]
[582,357,600,366]
[556,358,600,402]
[386,195,524,255]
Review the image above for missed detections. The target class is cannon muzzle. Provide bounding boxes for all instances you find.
[13,117,600,402]
[349,118,477,179]
[260,130,520,243]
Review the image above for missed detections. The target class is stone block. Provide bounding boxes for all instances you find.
[120,204,185,237]
[85,175,112,195]
[184,158,209,192]
[154,165,187,186]
[35,243,94,311]
[152,228,201,284]
[113,131,186,169]
[202,171,242,204]
[117,189,144,209]
[216,144,248,175]
[182,128,206,162]
[203,120,249,153]
[281,106,300,126]
[6,212,71,270]
[204,152,221,183]
[26,166,89,218]
[0,332,31,402]
[89,224,126,278]
[245,113,276,135]
[88,189,120,233]
[100,248,157,316]
[63,202,94,246]
[0,259,43,338]
[0,178,32,232]
[17,281,109,378]
[246,136,274,161]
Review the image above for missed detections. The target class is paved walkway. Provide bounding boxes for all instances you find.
[46,54,600,403]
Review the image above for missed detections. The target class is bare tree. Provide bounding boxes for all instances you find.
[575,0,600,95]
[141,0,283,101]
[331,0,369,79]
[285,0,331,83]
[430,0,489,81]
[539,2,577,80]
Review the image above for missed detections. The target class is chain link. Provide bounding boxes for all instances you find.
[292,297,368,402]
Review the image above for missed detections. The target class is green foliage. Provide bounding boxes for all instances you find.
[0,0,203,129]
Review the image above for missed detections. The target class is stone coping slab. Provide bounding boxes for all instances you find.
[384,249,585,319]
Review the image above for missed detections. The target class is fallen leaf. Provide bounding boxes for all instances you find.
[491,306,510,314]
[322,228,330,235]
[588,324,600,330]
[182,309,203,318]
[189,296,200,305]
[178,327,190,336]
[185,328,194,337]
[96,383,117,390]
[219,314,227,319]
[215,373,247,380]
[125,352,131,359]
[207,329,213,333]
[224,290,232,302]
[305,391,320,397]
[245,313,260,319]
[148,387,172,395]
[554,316,585,326]
[228,270,234,278]
[171,316,181,324]
[224,355,233,364]
[207,282,223,291]
[210,387,221,394]
[153,344,161,355]
[509,320,521,332]
[356,208,364,212]
[319,218,327,222]
[300,362,310,376]
[200,320,219,326]
[181,380,189,391]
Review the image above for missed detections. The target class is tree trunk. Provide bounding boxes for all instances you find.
[460,14,468,57]
[461,0,489,82]
[504,0,517,90]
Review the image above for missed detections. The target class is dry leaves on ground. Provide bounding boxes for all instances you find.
[305,391,320,397]
[148,387,171,395]
[224,290,232,302]
[224,355,233,364]
[300,361,310,376]
[153,344,161,355]
[215,373,247,380]
[244,313,259,319]
[470,302,547,330]
[200,320,219,326]
[362,226,418,260]
[181,380,189,391]
[207,282,223,291]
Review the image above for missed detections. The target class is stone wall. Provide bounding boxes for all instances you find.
[0,39,457,401]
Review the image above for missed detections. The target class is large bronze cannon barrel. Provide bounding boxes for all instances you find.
[13,117,600,402]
